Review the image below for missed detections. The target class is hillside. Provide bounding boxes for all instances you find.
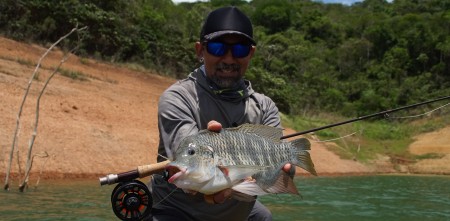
[0,37,448,185]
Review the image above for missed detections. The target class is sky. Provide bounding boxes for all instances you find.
[171,0,382,5]
[316,0,366,5]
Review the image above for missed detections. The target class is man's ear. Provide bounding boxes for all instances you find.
[195,42,203,60]
[248,46,256,58]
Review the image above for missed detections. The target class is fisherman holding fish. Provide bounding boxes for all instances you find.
[149,6,315,221]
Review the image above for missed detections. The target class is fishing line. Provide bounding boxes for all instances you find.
[387,102,450,119]
[281,95,450,140]
[311,131,358,143]
[158,154,170,161]
[311,102,449,143]
[308,103,449,146]
[152,183,180,208]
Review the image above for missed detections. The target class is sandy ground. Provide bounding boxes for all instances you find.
[408,126,450,174]
[0,37,448,186]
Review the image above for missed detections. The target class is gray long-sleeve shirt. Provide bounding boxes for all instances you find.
[151,67,280,221]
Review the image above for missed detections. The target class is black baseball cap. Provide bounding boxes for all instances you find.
[200,6,256,45]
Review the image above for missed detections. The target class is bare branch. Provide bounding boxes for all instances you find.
[34,152,50,189]
[4,26,87,191]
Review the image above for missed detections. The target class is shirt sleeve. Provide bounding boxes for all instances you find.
[157,84,199,160]
[256,94,281,128]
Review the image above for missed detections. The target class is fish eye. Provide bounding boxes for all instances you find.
[187,148,195,155]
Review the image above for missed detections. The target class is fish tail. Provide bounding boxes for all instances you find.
[291,138,317,176]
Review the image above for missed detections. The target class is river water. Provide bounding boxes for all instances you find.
[1,175,449,220]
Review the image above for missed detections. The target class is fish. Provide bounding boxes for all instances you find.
[165,123,317,199]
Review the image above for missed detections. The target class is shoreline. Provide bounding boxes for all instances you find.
[2,171,448,184]
[1,37,449,188]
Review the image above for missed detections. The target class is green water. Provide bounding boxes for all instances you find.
[1,175,449,221]
[260,175,450,221]
[0,179,116,220]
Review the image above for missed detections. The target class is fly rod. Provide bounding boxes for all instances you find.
[281,95,450,139]
[99,95,450,185]
[99,161,169,185]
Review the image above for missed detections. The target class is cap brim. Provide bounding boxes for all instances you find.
[203,30,256,45]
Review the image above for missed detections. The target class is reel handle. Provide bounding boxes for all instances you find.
[99,160,170,185]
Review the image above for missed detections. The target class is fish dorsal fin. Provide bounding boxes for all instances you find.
[265,171,300,195]
[290,138,317,176]
[232,124,283,142]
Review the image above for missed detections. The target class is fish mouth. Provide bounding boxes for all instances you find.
[166,165,186,183]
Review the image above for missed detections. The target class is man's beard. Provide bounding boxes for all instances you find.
[210,63,242,88]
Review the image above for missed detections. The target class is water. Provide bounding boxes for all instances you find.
[0,180,116,220]
[0,175,449,220]
[260,175,450,221]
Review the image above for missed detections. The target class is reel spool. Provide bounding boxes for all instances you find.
[111,180,152,220]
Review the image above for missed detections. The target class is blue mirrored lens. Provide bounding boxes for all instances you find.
[206,42,251,58]
[231,44,251,58]
[207,42,226,57]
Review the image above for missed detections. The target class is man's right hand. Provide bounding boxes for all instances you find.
[207,120,222,132]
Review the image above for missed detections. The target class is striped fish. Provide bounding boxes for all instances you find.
[166,124,316,199]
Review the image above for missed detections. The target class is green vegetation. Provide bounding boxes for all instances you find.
[16,58,35,67]
[282,111,450,162]
[58,68,88,81]
[1,0,449,160]
[1,0,449,114]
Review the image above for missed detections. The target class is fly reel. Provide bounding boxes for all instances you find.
[111,180,152,220]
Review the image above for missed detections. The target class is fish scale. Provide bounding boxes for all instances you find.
[167,123,316,197]
[212,132,276,167]
[194,128,298,186]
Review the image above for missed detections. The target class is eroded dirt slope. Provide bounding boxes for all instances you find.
[0,37,174,179]
[0,37,448,183]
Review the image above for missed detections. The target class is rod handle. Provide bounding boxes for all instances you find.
[99,160,171,186]
[138,160,170,177]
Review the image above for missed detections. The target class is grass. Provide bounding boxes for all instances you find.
[0,54,91,82]
[16,58,35,66]
[282,109,450,163]
[58,68,88,81]
[413,153,445,160]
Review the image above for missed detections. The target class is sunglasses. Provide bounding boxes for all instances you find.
[205,42,252,58]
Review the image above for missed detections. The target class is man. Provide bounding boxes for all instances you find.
[150,6,292,221]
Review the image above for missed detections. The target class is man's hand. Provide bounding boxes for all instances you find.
[283,163,293,174]
[207,120,222,132]
[204,189,233,204]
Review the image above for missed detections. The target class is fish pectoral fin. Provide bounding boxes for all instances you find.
[232,180,268,196]
[265,171,300,195]
[220,165,267,181]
